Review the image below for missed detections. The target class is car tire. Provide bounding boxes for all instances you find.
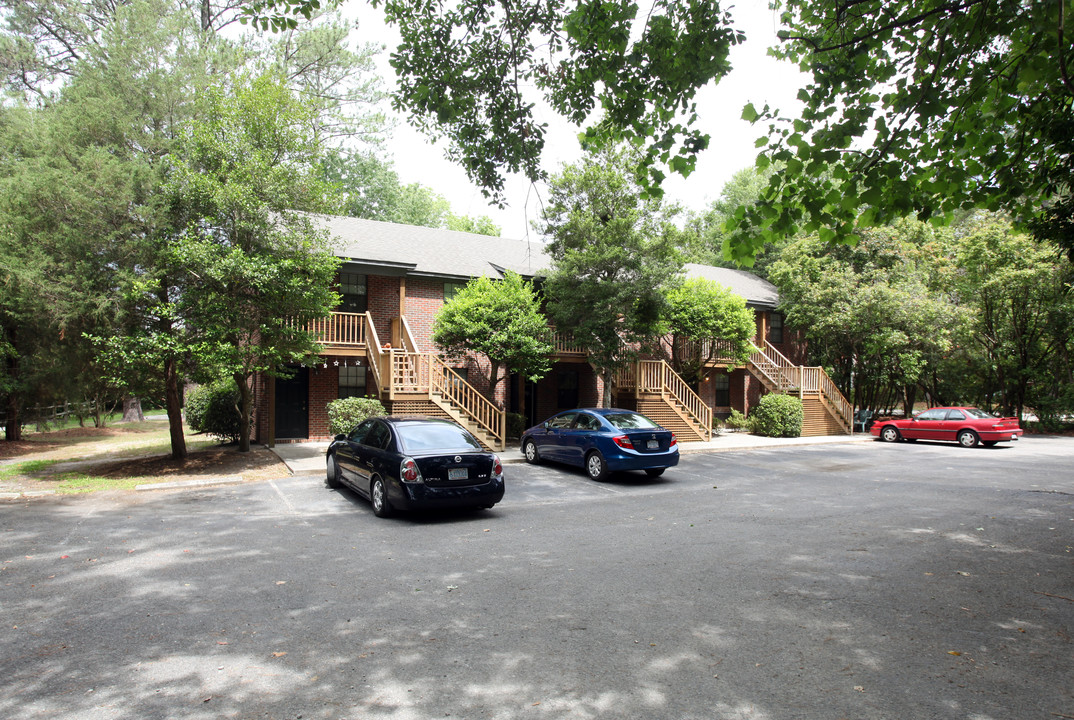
[880,426,901,443]
[523,439,540,464]
[585,451,608,481]
[957,430,980,448]
[982,440,997,447]
[644,468,665,478]
[326,453,342,489]
[370,476,393,518]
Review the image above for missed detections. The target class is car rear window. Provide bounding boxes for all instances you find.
[604,412,659,429]
[395,422,482,452]
[964,408,996,419]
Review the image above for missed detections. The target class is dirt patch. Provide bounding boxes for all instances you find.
[0,420,290,495]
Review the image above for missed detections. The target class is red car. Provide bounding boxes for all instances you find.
[870,407,1023,448]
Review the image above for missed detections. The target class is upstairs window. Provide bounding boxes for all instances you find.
[339,272,367,313]
[444,281,467,302]
[768,312,784,344]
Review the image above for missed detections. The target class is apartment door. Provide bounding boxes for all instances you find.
[275,367,309,439]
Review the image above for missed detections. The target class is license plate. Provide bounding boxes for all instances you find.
[448,468,469,480]
[646,439,659,449]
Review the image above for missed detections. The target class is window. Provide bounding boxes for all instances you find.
[557,371,579,409]
[444,281,467,301]
[945,409,967,421]
[339,272,367,313]
[546,412,578,429]
[768,312,784,344]
[338,365,367,399]
[916,408,947,421]
[572,413,603,431]
[713,372,730,407]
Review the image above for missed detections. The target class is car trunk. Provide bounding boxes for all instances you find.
[416,452,496,487]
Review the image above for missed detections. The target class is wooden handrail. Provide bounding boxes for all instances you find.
[430,357,505,449]
[363,312,384,394]
[635,360,712,441]
[300,311,366,347]
[399,316,421,354]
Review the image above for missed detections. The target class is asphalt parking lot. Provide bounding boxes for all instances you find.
[2,437,1072,720]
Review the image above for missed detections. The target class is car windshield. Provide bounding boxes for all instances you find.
[604,412,659,430]
[395,422,481,452]
[963,407,997,419]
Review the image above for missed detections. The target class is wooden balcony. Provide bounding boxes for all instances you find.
[300,311,368,355]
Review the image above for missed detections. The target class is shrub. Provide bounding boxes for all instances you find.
[725,409,750,431]
[185,380,247,443]
[748,394,804,438]
[326,396,386,436]
[506,412,526,439]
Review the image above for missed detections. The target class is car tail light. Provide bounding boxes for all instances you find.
[670,433,677,447]
[492,455,503,478]
[400,457,423,484]
[613,435,634,449]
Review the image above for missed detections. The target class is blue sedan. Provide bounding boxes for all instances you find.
[520,408,679,480]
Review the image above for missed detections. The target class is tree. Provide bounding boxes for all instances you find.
[246,0,744,203]
[767,220,958,416]
[165,74,341,453]
[322,147,501,235]
[540,148,682,407]
[432,272,553,402]
[664,278,755,387]
[727,0,1074,264]
[950,214,1074,419]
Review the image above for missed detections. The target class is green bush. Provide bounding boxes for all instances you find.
[725,409,750,431]
[185,380,247,443]
[327,396,386,436]
[506,412,526,439]
[748,394,804,438]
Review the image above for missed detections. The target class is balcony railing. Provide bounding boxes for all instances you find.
[302,311,367,348]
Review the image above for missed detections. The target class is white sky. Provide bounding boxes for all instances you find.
[349,0,806,240]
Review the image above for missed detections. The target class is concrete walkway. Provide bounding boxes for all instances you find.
[269,432,875,476]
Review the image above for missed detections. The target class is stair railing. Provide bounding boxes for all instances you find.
[429,356,505,450]
[363,312,385,395]
[637,360,712,441]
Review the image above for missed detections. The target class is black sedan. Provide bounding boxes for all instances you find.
[520,408,679,481]
[326,416,505,517]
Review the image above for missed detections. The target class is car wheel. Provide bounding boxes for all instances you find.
[523,439,540,464]
[370,476,393,518]
[326,453,342,489]
[880,426,901,443]
[585,451,608,481]
[957,430,980,448]
[644,468,665,478]
[982,440,997,447]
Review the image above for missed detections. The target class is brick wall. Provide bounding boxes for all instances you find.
[367,275,399,344]
[404,277,445,350]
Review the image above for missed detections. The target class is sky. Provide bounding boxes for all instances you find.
[349,0,808,241]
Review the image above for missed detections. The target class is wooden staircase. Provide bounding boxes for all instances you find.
[746,341,853,436]
[617,360,712,442]
[374,318,506,451]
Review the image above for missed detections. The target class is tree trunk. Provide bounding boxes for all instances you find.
[122,396,145,423]
[4,393,21,441]
[164,357,187,460]
[600,370,613,408]
[235,372,252,453]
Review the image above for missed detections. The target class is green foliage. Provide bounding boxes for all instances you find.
[247,0,743,203]
[767,219,958,416]
[185,381,247,443]
[664,277,755,385]
[727,0,1074,263]
[540,147,683,405]
[433,272,553,399]
[748,394,803,438]
[724,409,749,431]
[505,412,527,440]
[326,396,386,436]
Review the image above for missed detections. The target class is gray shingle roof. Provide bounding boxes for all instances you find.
[318,215,550,280]
[682,263,780,308]
[315,215,779,307]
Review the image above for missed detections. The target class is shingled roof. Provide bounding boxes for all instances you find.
[317,215,780,307]
[320,215,549,280]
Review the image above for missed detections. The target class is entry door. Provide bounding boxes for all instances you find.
[275,367,309,439]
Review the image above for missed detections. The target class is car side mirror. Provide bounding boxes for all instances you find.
[334,433,346,441]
